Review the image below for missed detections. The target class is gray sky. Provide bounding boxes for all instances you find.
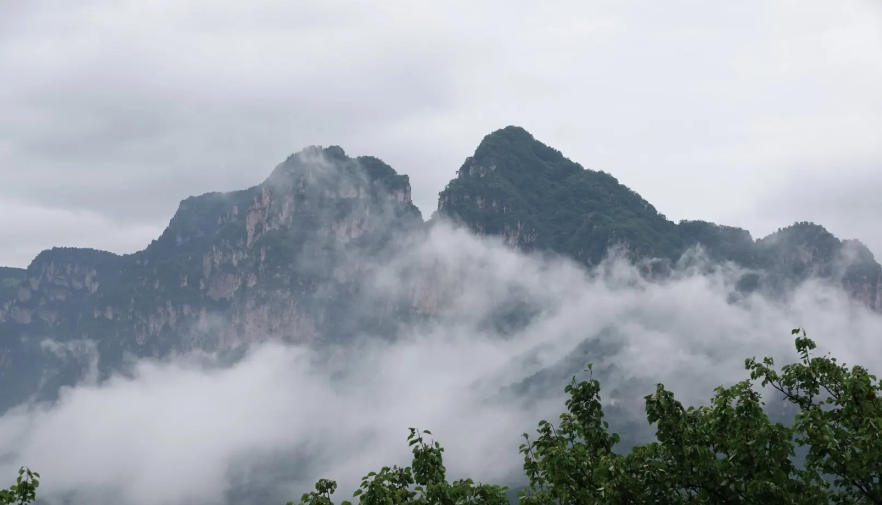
[1,0,881,267]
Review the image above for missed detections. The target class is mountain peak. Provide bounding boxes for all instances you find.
[438,128,679,264]
[460,126,571,180]
[145,145,422,258]
[268,145,413,197]
[480,125,536,144]
[283,144,348,162]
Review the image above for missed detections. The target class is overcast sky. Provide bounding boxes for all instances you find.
[1,0,880,267]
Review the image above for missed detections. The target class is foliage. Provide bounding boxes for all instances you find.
[747,329,882,504]
[0,468,39,505]
[300,329,881,504]
[291,429,509,505]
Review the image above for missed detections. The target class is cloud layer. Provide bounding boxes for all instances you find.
[1,222,880,505]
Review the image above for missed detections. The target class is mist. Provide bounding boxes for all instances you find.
[0,218,880,505]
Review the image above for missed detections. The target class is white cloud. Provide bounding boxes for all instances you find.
[727,166,882,260]
[1,222,880,505]
[0,199,162,267]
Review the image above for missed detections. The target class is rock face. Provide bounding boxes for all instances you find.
[0,127,880,413]
[0,146,422,410]
[78,146,422,353]
[0,249,121,324]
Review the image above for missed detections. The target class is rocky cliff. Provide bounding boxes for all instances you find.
[0,146,423,410]
[76,146,422,353]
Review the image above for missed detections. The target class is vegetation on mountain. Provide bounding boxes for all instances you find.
[437,126,685,265]
[675,220,756,266]
[26,247,123,268]
[0,267,25,301]
[295,329,882,505]
[437,128,882,299]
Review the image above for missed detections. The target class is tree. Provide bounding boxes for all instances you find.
[291,428,508,505]
[299,329,881,504]
[517,328,881,504]
[0,468,39,505]
[747,328,882,504]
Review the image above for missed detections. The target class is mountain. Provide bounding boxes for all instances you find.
[437,126,882,308]
[0,146,423,411]
[437,126,685,264]
[1,126,880,414]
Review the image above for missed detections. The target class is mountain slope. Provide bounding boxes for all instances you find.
[437,126,685,265]
[437,127,882,309]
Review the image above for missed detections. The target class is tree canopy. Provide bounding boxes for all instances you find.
[294,329,881,505]
[0,468,39,505]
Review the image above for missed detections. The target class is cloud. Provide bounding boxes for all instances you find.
[2,0,881,266]
[727,164,882,259]
[0,199,162,267]
[0,0,457,228]
[1,222,881,505]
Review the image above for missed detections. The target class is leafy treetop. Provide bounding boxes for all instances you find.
[293,328,882,505]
